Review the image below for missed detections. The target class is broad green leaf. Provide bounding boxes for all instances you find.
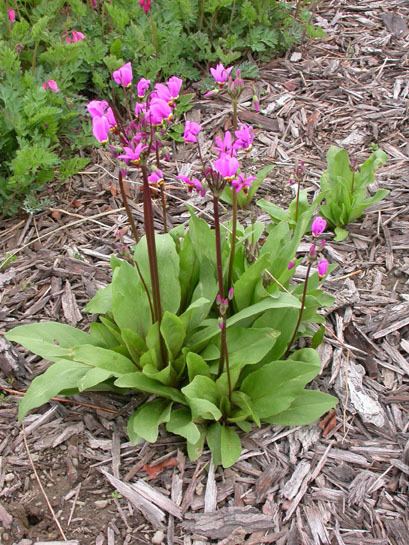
[166,408,201,444]
[89,322,119,349]
[188,212,215,265]
[233,253,272,311]
[128,399,172,443]
[114,372,186,404]
[6,322,91,362]
[257,199,287,223]
[253,307,299,360]
[134,234,181,314]
[182,376,222,421]
[206,422,222,466]
[229,391,260,426]
[18,360,89,420]
[160,312,186,360]
[187,427,206,461]
[79,367,113,391]
[112,261,152,338]
[121,328,146,365]
[334,226,349,241]
[264,390,337,426]
[186,352,210,381]
[220,426,241,468]
[84,284,112,314]
[71,345,136,375]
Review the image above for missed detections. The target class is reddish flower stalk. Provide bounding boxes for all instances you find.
[227,189,237,291]
[213,195,232,402]
[284,261,312,358]
[155,145,168,233]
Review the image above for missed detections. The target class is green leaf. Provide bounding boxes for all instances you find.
[84,285,112,314]
[334,226,349,242]
[128,399,172,443]
[229,391,260,426]
[182,376,222,421]
[188,212,215,265]
[166,407,201,444]
[5,322,91,361]
[233,253,271,311]
[264,390,337,426]
[89,322,119,349]
[220,426,241,468]
[134,234,181,314]
[71,345,136,375]
[121,328,146,365]
[186,352,210,381]
[114,372,186,404]
[112,260,152,338]
[18,360,89,420]
[160,312,186,360]
[187,427,206,461]
[206,422,222,466]
[78,367,113,391]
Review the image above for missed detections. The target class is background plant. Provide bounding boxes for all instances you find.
[6,64,337,468]
[319,146,388,241]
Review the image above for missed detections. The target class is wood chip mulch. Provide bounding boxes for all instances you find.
[0,1,408,544]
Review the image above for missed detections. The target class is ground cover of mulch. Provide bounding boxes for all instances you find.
[0,1,408,544]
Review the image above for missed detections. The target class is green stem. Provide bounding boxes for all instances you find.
[150,13,159,54]
[351,170,355,196]
[227,190,237,290]
[198,0,205,30]
[284,261,312,358]
[32,41,39,72]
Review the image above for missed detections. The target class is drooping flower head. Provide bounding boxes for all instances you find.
[139,0,151,13]
[137,78,150,98]
[233,124,254,151]
[117,143,147,165]
[311,216,327,237]
[183,121,202,144]
[317,258,329,277]
[42,80,59,93]
[231,173,255,193]
[148,170,164,186]
[112,62,133,88]
[66,30,85,44]
[92,116,110,144]
[213,154,239,181]
[153,76,183,105]
[178,175,206,197]
[148,98,173,125]
[87,100,116,129]
[214,131,234,156]
[8,8,16,23]
[167,76,183,103]
[210,63,233,87]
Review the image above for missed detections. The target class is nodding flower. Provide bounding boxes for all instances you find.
[42,80,59,93]
[87,101,116,133]
[231,173,256,193]
[66,30,85,44]
[148,98,173,125]
[214,131,234,156]
[139,0,151,13]
[183,121,202,144]
[153,76,183,105]
[148,170,164,186]
[117,143,147,165]
[8,8,16,23]
[233,124,254,151]
[213,154,239,181]
[137,78,150,98]
[92,116,110,144]
[311,216,327,237]
[178,175,206,197]
[112,62,133,88]
[317,258,329,277]
[288,260,295,270]
[210,63,233,87]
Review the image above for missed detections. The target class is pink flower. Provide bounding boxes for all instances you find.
[134,102,147,116]
[92,116,110,144]
[148,98,173,125]
[42,80,59,93]
[183,121,202,143]
[311,216,327,237]
[87,100,116,128]
[8,8,16,23]
[233,124,254,151]
[112,62,133,88]
[214,131,234,155]
[210,63,233,86]
[139,0,151,13]
[66,30,85,44]
[178,175,206,197]
[148,170,164,185]
[153,76,183,105]
[117,143,147,164]
[317,258,329,277]
[231,173,256,193]
[137,78,150,98]
[213,155,239,181]
[288,260,295,270]
[167,76,183,101]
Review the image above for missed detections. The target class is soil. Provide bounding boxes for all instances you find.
[0,1,408,544]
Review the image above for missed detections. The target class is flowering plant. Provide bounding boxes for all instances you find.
[6,63,337,468]
[319,146,388,241]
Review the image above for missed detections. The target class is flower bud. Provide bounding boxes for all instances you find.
[287,260,295,270]
[317,258,329,277]
[228,287,234,300]
[311,216,327,237]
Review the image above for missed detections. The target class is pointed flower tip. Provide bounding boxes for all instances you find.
[112,62,133,88]
[311,216,327,237]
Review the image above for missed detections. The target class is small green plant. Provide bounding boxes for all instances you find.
[6,63,337,468]
[319,146,388,241]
